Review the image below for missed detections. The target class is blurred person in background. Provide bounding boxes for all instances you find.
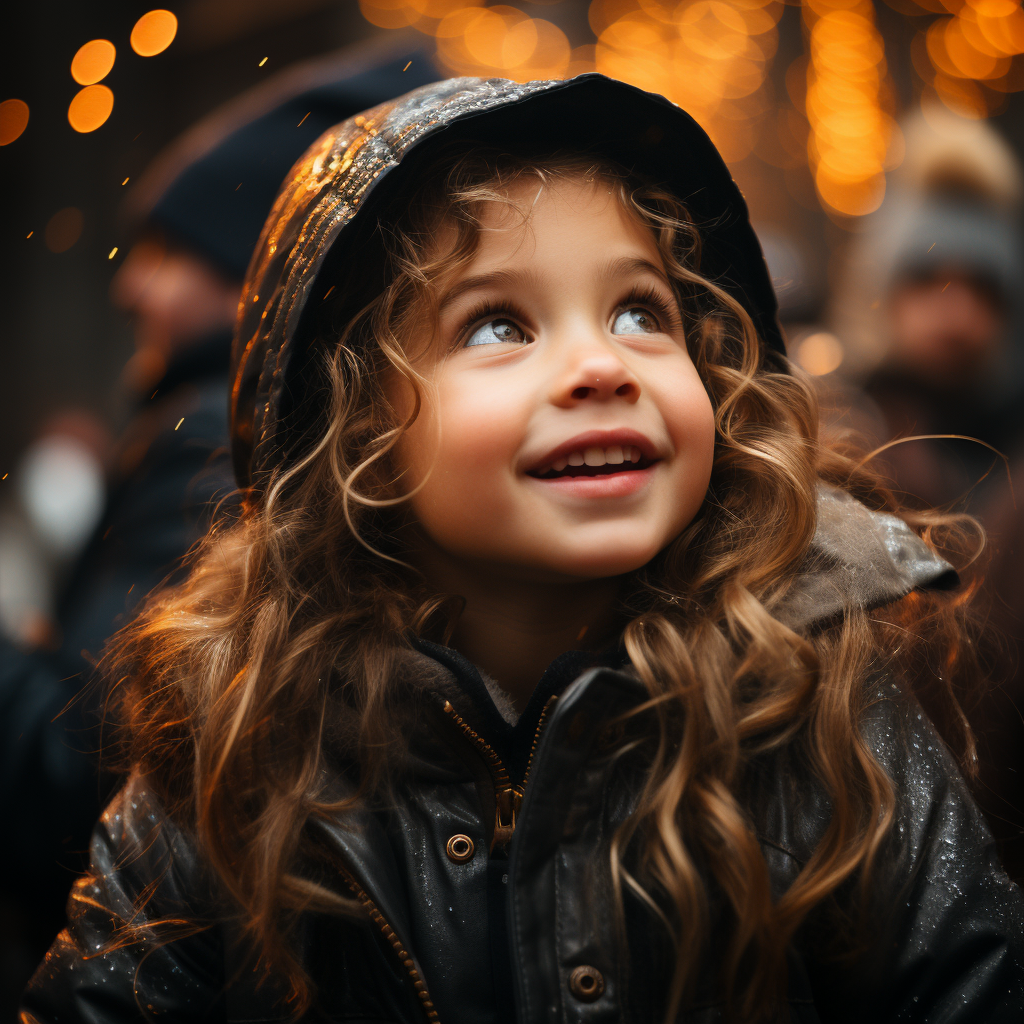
[0,37,436,1012]
[825,107,1024,881]
[829,107,1024,503]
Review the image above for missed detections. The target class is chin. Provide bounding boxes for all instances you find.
[544,544,661,580]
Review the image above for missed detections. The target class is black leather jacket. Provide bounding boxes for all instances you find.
[21,491,1024,1023]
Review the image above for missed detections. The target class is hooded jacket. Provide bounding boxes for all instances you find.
[21,77,1024,1022]
[19,487,1024,1024]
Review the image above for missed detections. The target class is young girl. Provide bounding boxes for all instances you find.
[22,76,1024,1024]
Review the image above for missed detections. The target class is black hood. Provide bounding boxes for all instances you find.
[230,74,784,491]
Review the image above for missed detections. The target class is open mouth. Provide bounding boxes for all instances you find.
[528,445,657,480]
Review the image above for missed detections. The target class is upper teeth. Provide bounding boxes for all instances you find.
[546,445,643,473]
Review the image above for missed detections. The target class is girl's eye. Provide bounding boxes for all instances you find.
[465,318,527,348]
[612,307,661,335]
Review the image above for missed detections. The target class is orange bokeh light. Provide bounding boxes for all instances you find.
[916,0,1024,113]
[71,39,116,85]
[68,84,114,133]
[589,0,781,165]
[502,17,539,66]
[358,0,420,30]
[931,71,989,116]
[0,98,30,146]
[803,0,893,217]
[130,9,178,57]
[432,3,570,80]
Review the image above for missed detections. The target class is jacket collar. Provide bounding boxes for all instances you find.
[405,488,954,751]
[409,637,628,785]
[773,486,958,633]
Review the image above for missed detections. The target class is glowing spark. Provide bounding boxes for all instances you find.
[259,57,268,67]
[403,61,412,71]
[297,111,311,127]
[927,242,936,252]
[323,285,335,300]
[26,231,32,239]
[127,584,134,594]
[122,177,129,185]
[108,247,118,259]
[175,418,184,430]
[1,473,7,480]
[942,281,951,291]
[235,182,242,191]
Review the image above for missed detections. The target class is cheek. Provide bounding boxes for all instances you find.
[656,366,716,519]
[401,378,524,522]
[660,365,715,460]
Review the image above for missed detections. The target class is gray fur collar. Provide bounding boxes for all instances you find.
[774,486,957,633]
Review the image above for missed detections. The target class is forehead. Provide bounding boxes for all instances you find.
[468,174,661,268]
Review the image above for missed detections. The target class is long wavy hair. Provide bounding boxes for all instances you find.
[106,146,985,1021]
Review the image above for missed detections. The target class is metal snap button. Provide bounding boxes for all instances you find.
[568,965,605,1002]
[446,834,475,863]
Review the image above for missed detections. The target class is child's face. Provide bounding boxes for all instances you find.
[391,174,715,582]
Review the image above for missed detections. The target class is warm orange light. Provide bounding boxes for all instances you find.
[589,0,642,36]
[436,6,486,39]
[502,17,539,67]
[410,0,481,18]
[0,99,29,146]
[44,208,84,253]
[969,0,1018,17]
[966,0,1024,56]
[796,332,845,375]
[815,170,886,216]
[68,84,114,133]
[130,9,178,57]
[944,17,1005,77]
[931,71,989,116]
[589,0,780,165]
[515,18,571,78]
[463,8,513,65]
[71,39,116,85]
[431,3,569,80]
[358,0,420,30]
[803,0,894,217]
[917,0,1024,112]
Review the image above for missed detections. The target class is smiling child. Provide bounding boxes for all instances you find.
[22,76,1024,1024]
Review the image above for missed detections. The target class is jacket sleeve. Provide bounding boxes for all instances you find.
[19,776,226,1024]
[807,684,1024,1023]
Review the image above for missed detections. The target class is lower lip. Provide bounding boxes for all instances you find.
[528,464,656,498]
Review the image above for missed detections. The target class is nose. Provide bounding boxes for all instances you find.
[550,337,641,408]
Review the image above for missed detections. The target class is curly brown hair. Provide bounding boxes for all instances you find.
[105,146,985,1022]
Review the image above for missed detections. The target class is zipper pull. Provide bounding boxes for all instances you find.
[491,787,523,853]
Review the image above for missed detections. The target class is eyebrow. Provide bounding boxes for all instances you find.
[437,256,673,315]
[605,256,673,289]
[437,269,529,315]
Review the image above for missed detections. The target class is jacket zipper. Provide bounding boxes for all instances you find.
[341,868,441,1024]
[330,695,557,1024]
[442,695,558,852]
